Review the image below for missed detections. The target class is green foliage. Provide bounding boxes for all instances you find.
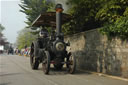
[95,0,128,22]
[17,0,55,49]
[66,0,103,34]
[0,24,5,40]
[100,16,128,39]
[19,0,54,27]
[0,24,5,32]
[19,0,128,39]
[0,24,8,45]
[66,0,128,39]
[16,28,37,49]
[96,0,128,39]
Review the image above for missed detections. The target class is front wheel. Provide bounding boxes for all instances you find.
[67,54,76,74]
[42,51,50,74]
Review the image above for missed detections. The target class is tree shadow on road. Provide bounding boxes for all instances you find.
[74,70,92,75]
[0,82,11,85]
[38,67,92,75]
[0,73,22,77]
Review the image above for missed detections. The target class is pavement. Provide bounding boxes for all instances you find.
[0,54,128,85]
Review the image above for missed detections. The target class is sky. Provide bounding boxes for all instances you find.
[0,0,26,43]
[0,0,69,44]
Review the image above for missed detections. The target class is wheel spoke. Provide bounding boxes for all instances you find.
[67,55,76,74]
[42,51,50,74]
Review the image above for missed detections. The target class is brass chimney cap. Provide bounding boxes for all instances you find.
[55,4,63,12]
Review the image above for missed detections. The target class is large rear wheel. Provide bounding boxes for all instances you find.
[30,42,39,70]
[42,51,50,74]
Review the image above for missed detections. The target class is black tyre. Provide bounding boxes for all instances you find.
[42,51,50,74]
[67,55,76,74]
[30,41,39,70]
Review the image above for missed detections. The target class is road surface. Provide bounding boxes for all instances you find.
[0,54,128,85]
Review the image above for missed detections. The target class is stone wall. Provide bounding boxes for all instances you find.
[65,29,128,78]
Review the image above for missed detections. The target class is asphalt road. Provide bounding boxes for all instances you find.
[0,54,128,85]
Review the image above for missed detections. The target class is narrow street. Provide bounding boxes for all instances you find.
[0,54,127,85]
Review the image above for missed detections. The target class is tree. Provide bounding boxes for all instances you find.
[0,24,8,46]
[95,0,128,38]
[16,28,37,49]
[18,0,55,49]
[19,0,54,27]
[65,0,103,34]
[66,0,128,39]
[0,24,5,32]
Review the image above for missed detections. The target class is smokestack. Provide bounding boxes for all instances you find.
[55,4,63,36]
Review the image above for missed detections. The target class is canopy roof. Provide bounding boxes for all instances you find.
[31,12,71,27]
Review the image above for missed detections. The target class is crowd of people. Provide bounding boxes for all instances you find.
[15,47,30,57]
[6,46,30,57]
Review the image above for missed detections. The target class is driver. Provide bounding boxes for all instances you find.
[38,28,49,49]
[37,28,49,60]
[39,28,48,38]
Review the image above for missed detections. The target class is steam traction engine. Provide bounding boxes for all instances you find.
[30,4,76,74]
